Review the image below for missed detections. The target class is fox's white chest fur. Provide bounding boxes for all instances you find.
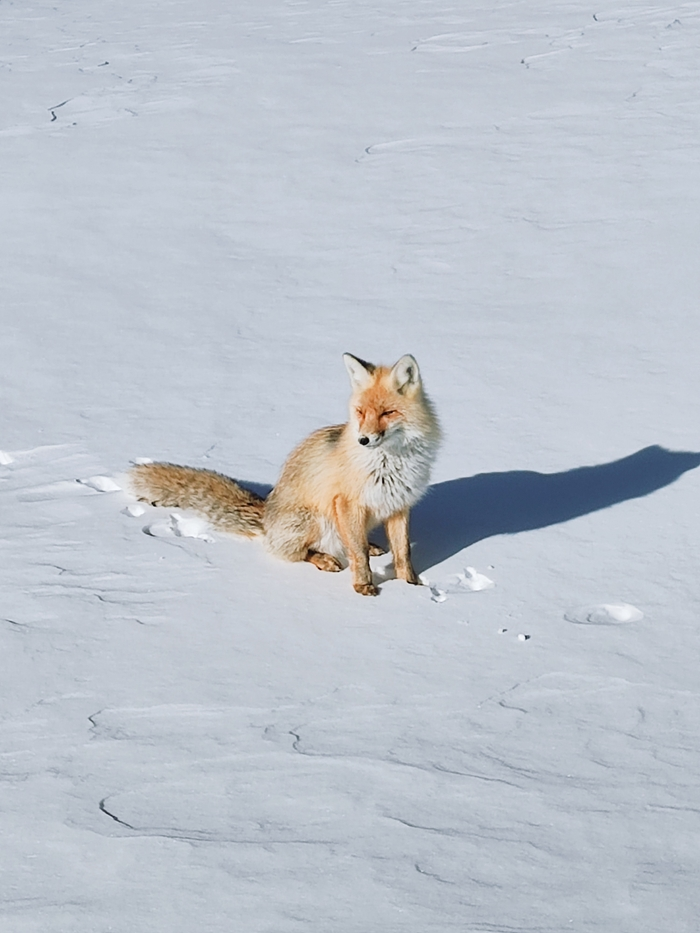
[359,436,436,521]
[315,437,436,562]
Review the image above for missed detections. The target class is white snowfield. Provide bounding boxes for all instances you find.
[2,1,700,930]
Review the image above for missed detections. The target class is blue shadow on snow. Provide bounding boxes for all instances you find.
[409,445,700,573]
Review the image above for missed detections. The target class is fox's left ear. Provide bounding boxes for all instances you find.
[391,354,421,393]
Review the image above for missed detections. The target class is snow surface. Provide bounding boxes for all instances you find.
[2,1,700,930]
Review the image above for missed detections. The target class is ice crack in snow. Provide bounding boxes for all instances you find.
[386,815,461,837]
[415,862,457,885]
[97,796,336,845]
[99,797,137,831]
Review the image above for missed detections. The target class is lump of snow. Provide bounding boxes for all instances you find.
[457,567,495,591]
[78,475,122,492]
[170,513,213,542]
[565,603,644,625]
[143,520,175,538]
[143,514,213,542]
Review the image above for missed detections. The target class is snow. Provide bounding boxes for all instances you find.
[2,0,700,930]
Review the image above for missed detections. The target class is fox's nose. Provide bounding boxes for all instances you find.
[358,436,370,446]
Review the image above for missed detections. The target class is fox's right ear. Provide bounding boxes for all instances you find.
[343,353,376,390]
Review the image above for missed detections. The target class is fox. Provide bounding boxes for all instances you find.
[129,353,441,596]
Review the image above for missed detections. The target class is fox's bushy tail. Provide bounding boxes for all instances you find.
[129,463,266,537]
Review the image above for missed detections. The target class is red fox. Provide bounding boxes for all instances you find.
[129,354,441,596]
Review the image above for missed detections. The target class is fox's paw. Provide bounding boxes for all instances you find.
[368,542,387,557]
[396,567,421,585]
[354,582,379,596]
[306,551,343,573]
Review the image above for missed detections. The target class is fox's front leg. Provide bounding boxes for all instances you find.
[333,497,377,596]
[384,510,420,585]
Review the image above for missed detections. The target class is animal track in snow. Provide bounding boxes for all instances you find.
[565,603,644,625]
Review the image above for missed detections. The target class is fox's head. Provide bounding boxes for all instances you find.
[343,353,432,449]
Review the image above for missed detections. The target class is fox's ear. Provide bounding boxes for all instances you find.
[391,354,421,393]
[343,353,376,390]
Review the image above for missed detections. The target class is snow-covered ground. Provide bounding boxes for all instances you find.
[2,1,700,930]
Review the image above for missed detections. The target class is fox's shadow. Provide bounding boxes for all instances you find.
[240,446,700,575]
[408,445,700,573]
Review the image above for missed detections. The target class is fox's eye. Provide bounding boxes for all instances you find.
[355,408,363,417]
[381,410,397,418]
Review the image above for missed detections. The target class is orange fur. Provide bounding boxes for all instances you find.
[128,354,440,595]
